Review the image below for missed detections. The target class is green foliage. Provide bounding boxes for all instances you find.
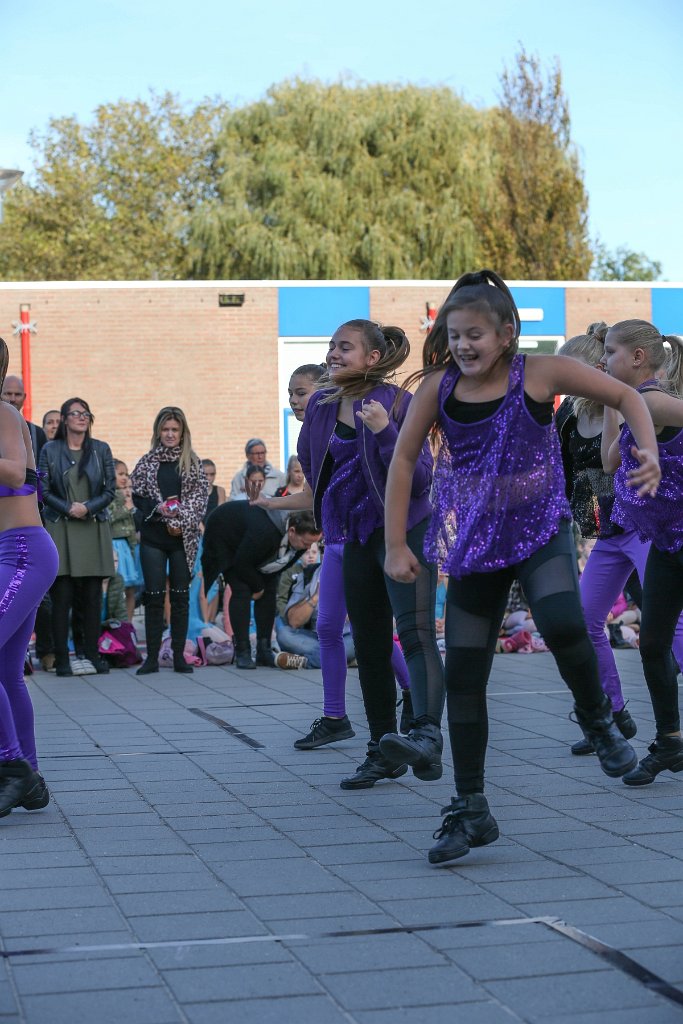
[189,54,594,280]
[0,93,225,280]
[591,242,662,281]
[0,55,656,282]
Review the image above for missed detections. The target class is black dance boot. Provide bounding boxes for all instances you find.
[0,759,35,817]
[137,593,164,675]
[235,642,256,670]
[573,695,638,777]
[339,742,408,790]
[623,734,683,786]
[255,638,275,667]
[571,702,637,755]
[379,720,443,781]
[428,794,499,865]
[397,690,414,734]
[170,588,193,674]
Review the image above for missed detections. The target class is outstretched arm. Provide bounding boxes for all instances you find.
[384,372,442,582]
[530,356,660,497]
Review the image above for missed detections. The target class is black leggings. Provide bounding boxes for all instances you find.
[639,544,683,735]
[445,521,604,795]
[225,570,278,647]
[343,517,444,742]
[51,576,103,663]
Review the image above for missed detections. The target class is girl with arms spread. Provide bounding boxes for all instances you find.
[383,272,660,865]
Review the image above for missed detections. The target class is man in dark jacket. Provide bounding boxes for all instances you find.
[202,504,320,669]
[1,376,46,461]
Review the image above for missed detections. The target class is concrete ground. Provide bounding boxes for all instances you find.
[1,649,682,1024]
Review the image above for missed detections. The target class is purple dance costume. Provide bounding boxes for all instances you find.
[612,382,683,735]
[429,355,608,795]
[0,469,59,768]
[557,397,683,713]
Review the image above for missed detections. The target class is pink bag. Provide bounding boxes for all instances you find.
[196,636,234,666]
[158,637,203,668]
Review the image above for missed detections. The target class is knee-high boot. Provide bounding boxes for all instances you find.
[170,587,192,674]
[137,591,165,675]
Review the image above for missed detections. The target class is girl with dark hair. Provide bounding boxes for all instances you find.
[0,337,59,816]
[383,270,661,865]
[287,363,325,422]
[257,319,444,787]
[39,398,116,676]
[131,407,209,675]
[601,319,683,785]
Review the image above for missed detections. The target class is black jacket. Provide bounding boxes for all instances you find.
[202,502,286,592]
[39,438,116,523]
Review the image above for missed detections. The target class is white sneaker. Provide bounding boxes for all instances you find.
[275,652,308,670]
[78,659,98,675]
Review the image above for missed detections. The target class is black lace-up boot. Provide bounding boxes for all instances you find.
[428,794,499,865]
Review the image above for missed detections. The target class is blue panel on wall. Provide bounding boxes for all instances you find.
[510,287,565,336]
[279,287,370,337]
[652,289,683,335]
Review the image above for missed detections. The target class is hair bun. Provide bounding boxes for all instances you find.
[587,321,608,343]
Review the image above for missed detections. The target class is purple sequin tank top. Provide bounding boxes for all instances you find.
[612,382,683,553]
[424,355,571,577]
[321,429,374,545]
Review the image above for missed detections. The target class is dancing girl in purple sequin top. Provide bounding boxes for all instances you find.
[0,336,59,819]
[601,319,683,786]
[257,326,445,789]
[382,271,661,866]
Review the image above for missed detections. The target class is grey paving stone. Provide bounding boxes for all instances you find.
[483,970,664,1018]
[11,956,162,995]
[183,995,350,1024]
[0,886,113,912]
[128,911,265,942]
[289,933,446,973]
[105,872,221,894]
[161,962,322,1001]
[320,964,481,1010]
[0,907,127,938]
[20,988,181,1024]
[148,941,294,970]
[444,938,612,979]
[538,1008,683,1024]
[211,860,349,896]
[115,890,243,915]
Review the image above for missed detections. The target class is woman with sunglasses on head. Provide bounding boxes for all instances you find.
[131,407,208,676]
[39,398,116,676]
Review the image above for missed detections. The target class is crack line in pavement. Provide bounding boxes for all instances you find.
[3,914,683,1007]
[187,708,265,748]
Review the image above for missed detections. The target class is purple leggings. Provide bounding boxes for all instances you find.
[0,528,59,767]
[580,529,683,711]
[317,543,408,718]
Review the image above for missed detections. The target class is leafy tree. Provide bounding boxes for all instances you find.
[483,47,592,279]
[591,242,662,281]
[189,60,592,280]
[0,93,225,280]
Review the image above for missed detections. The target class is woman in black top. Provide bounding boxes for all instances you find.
[131,407,208,675]
[40,398,115,676]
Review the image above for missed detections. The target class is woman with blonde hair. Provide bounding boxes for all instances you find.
[131,407,208,675]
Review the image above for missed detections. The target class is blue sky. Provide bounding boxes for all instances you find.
[3,0,682,280]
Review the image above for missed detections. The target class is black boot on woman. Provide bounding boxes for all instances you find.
[255,638,275,667]
[170,588,193,673]
[137,593,164,675]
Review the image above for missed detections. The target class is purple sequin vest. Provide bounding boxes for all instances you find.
[424,355,571,577]
[612,381,683,553]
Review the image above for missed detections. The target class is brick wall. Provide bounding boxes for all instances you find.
[0,285,280,489]
[565,287,652,339]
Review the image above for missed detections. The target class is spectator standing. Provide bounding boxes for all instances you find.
[131,407,208,676]
[201,459,227,524]
[1,376,46,462]
[41,411,61,441]
[229,439,285,499]
[39,398,116,677]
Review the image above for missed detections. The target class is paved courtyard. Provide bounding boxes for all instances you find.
[1,649,682,1024]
